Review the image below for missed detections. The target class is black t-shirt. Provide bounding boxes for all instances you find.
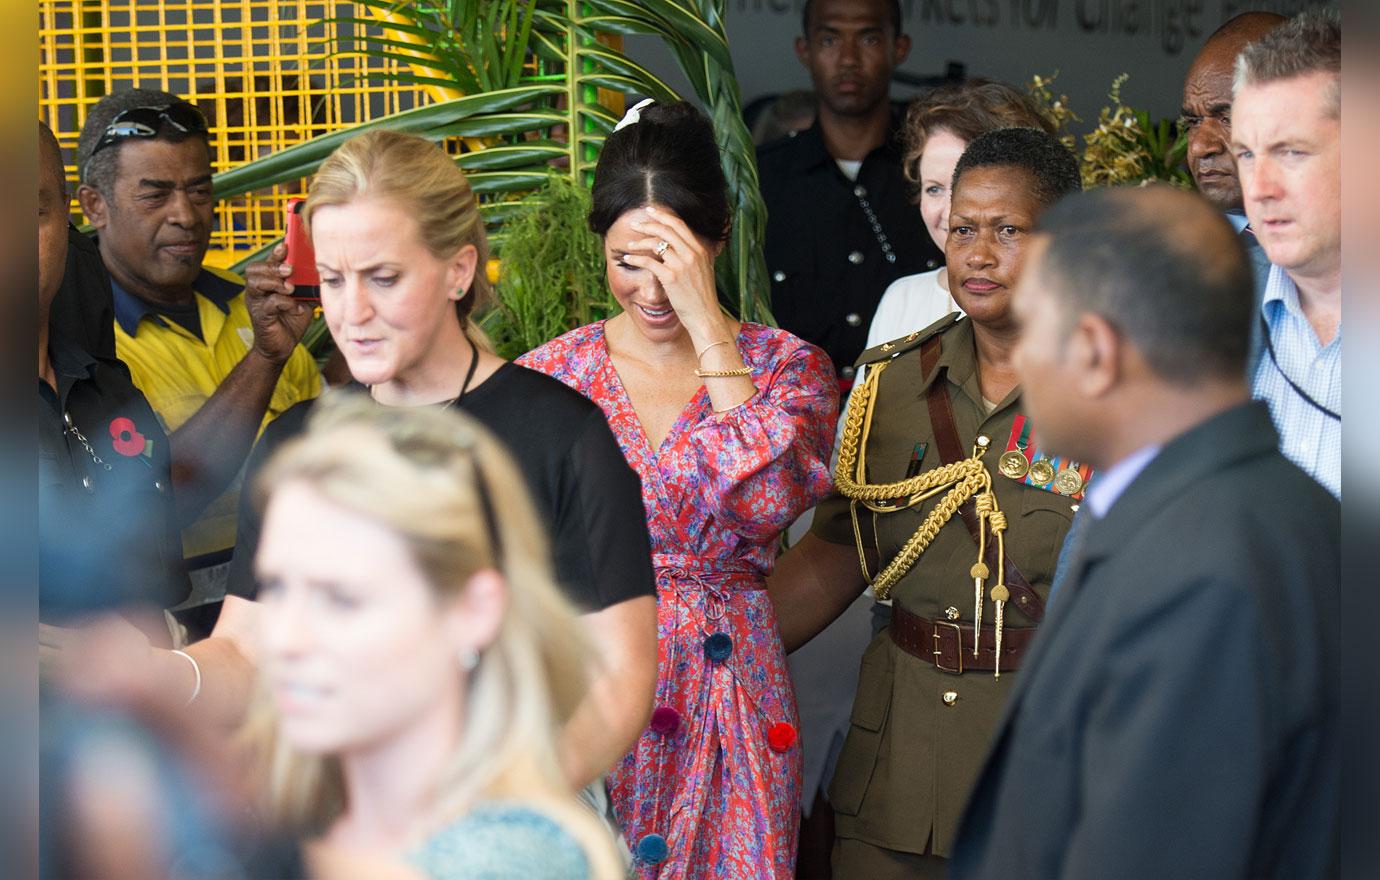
[225,363,656,613]
[39,341,190,620]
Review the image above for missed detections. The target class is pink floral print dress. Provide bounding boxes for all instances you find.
[519,320,836,879]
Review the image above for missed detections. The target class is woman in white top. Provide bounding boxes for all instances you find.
[866,78,1060,353]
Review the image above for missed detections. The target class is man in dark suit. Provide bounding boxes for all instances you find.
[949,186,1339,879]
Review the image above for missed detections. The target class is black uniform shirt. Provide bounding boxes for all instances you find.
[39,340,189,620]
[49,225,116,360]
[757,115,942,384]
[226,364,657,615]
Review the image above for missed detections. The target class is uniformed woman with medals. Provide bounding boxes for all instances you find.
[768,128,1087,879]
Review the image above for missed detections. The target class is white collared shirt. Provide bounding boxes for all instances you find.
[1251,264,1341,497]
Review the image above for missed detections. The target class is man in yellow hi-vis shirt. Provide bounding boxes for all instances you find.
[76,89,321,627]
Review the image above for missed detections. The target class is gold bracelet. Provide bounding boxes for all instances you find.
[694,367,752,378]
[696,339,734,360]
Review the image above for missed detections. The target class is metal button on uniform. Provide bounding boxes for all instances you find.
[942,690,959,706]
[845,312,861,327]
[772,270,786,283]
[977,435,990,448]
[154,481,165,493]
[81,475,92,490]
[945,606,961,620]
[926,258,938,269]
[840,365,856,380]
[847,250,864,265]
[853,184,867,198]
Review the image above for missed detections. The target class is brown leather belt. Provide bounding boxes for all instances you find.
[889,602,1038,674]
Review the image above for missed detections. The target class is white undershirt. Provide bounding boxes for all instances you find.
[836,159,863,181]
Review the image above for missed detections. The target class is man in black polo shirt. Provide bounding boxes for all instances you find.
[38,120,187,637]
[758,0,941,389]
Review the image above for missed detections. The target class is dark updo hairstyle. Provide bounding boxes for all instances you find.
[588,100,732,244]
[951,127,1082,211]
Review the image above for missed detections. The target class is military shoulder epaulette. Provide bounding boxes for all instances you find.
[853,312,961,367]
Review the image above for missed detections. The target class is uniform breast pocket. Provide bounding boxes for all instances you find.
[828,634,894,816]
[1015,489,1078,587]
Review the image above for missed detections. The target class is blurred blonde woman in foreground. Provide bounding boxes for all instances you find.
[244,394,621,880]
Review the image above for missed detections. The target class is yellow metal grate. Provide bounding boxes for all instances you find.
[38,0,436,268]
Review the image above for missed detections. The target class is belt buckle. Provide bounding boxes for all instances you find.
[932,620,964,674]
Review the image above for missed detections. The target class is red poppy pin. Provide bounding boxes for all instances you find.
[109,417,152,459]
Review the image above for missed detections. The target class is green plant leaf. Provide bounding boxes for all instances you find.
[214,0,776,345]
[455,141,567,170]
[466,170,561,193]
[212,85,562,198]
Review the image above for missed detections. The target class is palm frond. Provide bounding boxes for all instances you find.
[216,0,775,356]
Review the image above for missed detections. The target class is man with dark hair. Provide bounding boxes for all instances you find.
[949,185,1338,880]
[1180,12,1286,216]
[75,88,321,619]
[758,0,940,391]
[1231,8,1341,497]
[769,128,1082,879]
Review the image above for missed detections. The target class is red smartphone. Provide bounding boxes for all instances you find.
[283,198,321,301]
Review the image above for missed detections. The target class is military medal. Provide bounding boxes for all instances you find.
[1000,416,1034,480]
[998,450,1029,479]
[1028,458,1055,486]
[1054,467,1084,496]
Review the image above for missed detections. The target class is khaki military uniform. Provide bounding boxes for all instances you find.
[812,314,1078,876]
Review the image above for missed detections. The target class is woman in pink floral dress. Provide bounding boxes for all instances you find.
[518,101,836,879]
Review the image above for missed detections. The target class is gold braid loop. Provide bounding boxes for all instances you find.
[867,470,987,600]
[987,509,1008,534]
[835,360,983,504]
[834,354,1016,606]
[974,491,995,517]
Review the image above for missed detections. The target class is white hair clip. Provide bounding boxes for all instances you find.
[614,98,656,132]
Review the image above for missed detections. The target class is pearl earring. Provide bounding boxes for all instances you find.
[458,648,479,671]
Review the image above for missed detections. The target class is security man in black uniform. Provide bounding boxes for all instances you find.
[38,120,187,636]
[758,0,942,390]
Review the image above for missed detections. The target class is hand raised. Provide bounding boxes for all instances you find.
[620,206,728,346]
[243,242,313,366]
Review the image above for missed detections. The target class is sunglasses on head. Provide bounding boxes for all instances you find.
[90,101,209,158]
